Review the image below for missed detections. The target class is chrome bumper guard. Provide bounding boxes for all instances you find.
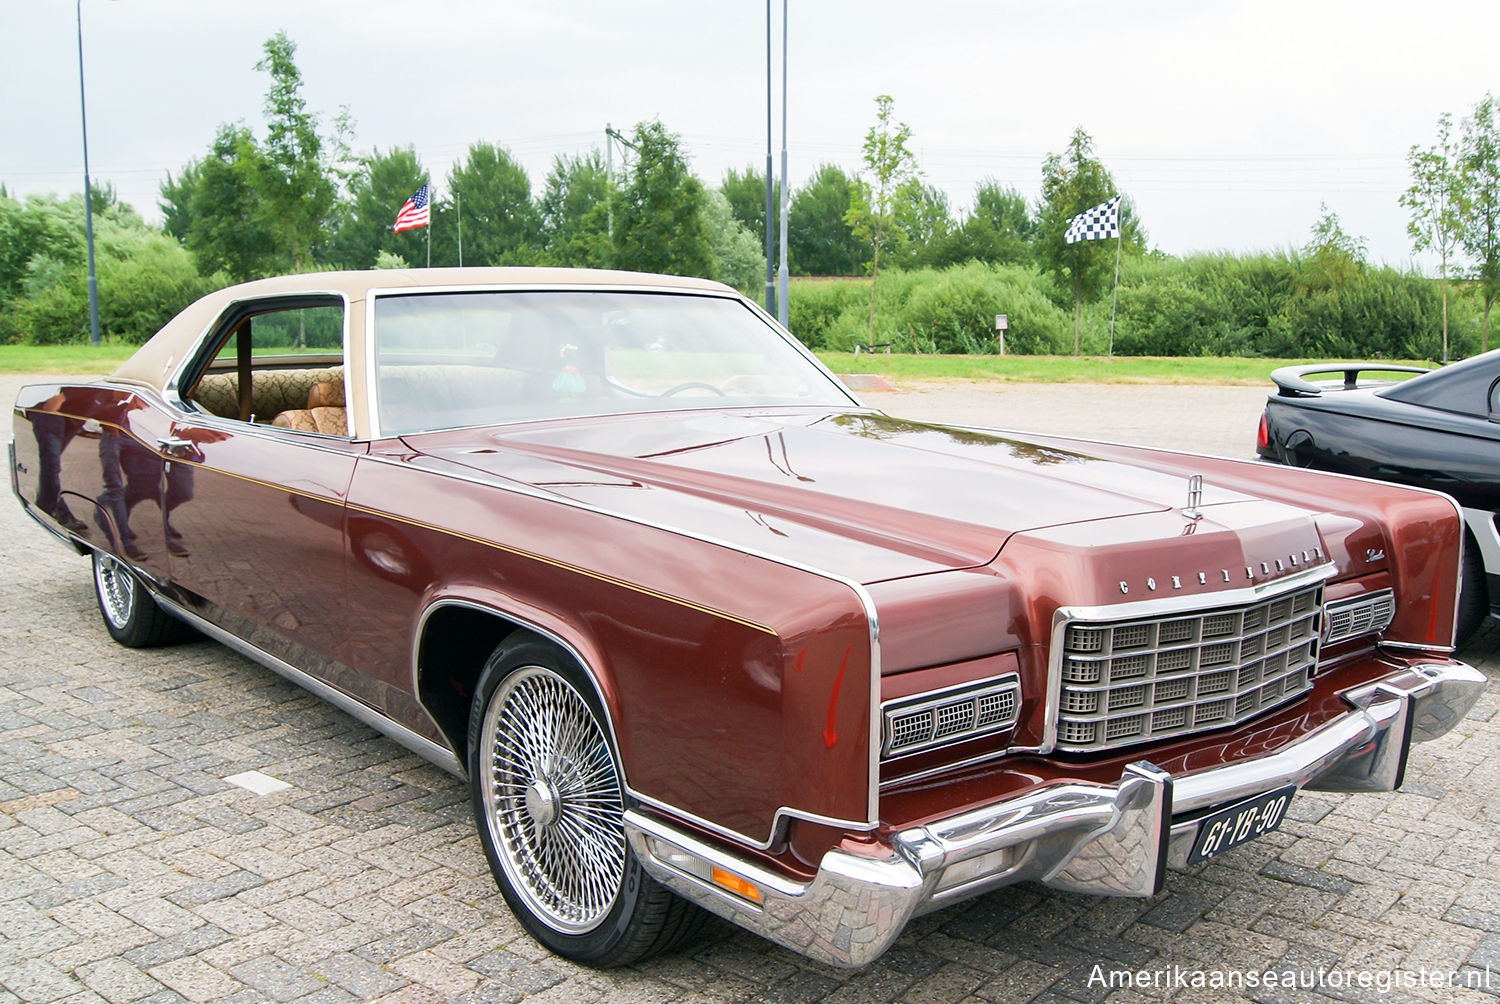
[626,660,1486,968]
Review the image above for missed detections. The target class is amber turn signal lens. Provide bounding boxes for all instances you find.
[710,866,763,903]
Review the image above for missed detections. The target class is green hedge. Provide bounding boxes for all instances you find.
[786,256,1482,361]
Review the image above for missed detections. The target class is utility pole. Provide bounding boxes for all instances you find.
[605,124,636,241]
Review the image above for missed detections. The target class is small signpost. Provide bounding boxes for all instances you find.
[995,314,1008,356]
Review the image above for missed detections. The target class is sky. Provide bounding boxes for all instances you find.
[5,0,1498,274]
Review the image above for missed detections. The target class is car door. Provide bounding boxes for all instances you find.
[160,296,370,701]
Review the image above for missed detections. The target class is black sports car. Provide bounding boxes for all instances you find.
[1256,351,1500,647]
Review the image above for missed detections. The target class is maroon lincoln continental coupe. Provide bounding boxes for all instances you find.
[10,268,1486,967]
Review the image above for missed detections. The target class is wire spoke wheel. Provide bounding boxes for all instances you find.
[93,552,136,630]
[479,664,626,934]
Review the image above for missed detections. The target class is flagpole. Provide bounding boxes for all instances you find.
[426,183,431,268]
[457,189,463,268]
[1108,227,1121,360]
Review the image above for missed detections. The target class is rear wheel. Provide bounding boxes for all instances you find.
[91,551,189,648]
[467,636,702,966]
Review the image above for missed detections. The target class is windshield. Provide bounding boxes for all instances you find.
[371,289,856,434]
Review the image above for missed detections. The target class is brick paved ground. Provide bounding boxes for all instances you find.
[3,374,1497,1003]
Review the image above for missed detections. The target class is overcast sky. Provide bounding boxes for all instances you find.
[6,1,1497,272]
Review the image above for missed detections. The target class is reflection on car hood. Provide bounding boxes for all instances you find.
[409,409,1267,584]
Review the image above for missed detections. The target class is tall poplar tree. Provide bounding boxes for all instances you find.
[1459,95,1500,352]
[1038,128,1127,355]
[845,95,922,341]
[162,32,342,280]
[1401,112,1463,362]
[254,32,336,270]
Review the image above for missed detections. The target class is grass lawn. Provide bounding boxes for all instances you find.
[0,343,1432,385]
[818,352,1434,385]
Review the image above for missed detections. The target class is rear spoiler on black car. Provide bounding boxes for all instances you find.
[1269,362,1432,398]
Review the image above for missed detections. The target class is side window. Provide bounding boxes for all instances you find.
[1489,378,1500,421]
[185,300,348,436]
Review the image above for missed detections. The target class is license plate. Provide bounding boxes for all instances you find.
[1187,785,1295,864]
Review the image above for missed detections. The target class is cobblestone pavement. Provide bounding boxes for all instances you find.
[3,374,1498,1003]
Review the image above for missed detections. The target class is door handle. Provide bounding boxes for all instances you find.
[156,436,196,458]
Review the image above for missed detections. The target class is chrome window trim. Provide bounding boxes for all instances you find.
[144,408,367,456]
[165,289,352,411]
[360,282,861,442]
[358,444,885,846]
[1041,563,1337,754]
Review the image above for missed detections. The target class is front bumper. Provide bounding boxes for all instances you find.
[626,659,1486,968]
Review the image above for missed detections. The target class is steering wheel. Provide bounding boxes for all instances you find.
[659,382,726,397]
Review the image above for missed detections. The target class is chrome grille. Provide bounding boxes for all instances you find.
[1054,582,1322,753]
[883,677,1020,758]
[1323,590,1394,645]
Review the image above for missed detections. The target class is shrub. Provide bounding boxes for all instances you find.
[786,278,867,349]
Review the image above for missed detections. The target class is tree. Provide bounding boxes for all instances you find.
[720,165,779,244]
[701,189,763,293]
[951,181,1035,267]
[322,147,427,269]
[0,192,87,303]
[893,184,957,269]
[1308,201,1368,262]
[441,142,540,266]
[0,191,214,345]
[1038,128,1134,354]
[788,164,863,275]
[1401,112,1464,362]
[611,121,712,277]
[158,162,201,245]
[538,151,614,268]
[1459,94,1500,352]
[254,31,337,269]
[162,32,342,280]
[845,95,922,340]
[179,124,278,281]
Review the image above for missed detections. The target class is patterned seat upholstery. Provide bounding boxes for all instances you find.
[271,377,348,436]
[192,366,343,422]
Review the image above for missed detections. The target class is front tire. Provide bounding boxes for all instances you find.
[91,551,188,648]
[467,636,702,966]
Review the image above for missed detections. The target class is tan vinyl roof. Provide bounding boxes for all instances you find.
[111,267,735,392]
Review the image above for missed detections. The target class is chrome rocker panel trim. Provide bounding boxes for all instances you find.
[153,593,464,776]
[627,659,1485,969]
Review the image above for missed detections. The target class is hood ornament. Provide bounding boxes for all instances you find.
[1183,474,1204,521]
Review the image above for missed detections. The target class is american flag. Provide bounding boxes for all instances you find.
[1064,195,1121,244]
[393,184,430,233]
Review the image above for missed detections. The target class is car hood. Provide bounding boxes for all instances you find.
[408,409,1275,584]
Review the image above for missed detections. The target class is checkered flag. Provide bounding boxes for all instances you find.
[1064,196,1121,244]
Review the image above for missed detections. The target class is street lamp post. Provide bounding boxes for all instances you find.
[763,1,774,314]
[76,0,101,347]
[776,0,789,328]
